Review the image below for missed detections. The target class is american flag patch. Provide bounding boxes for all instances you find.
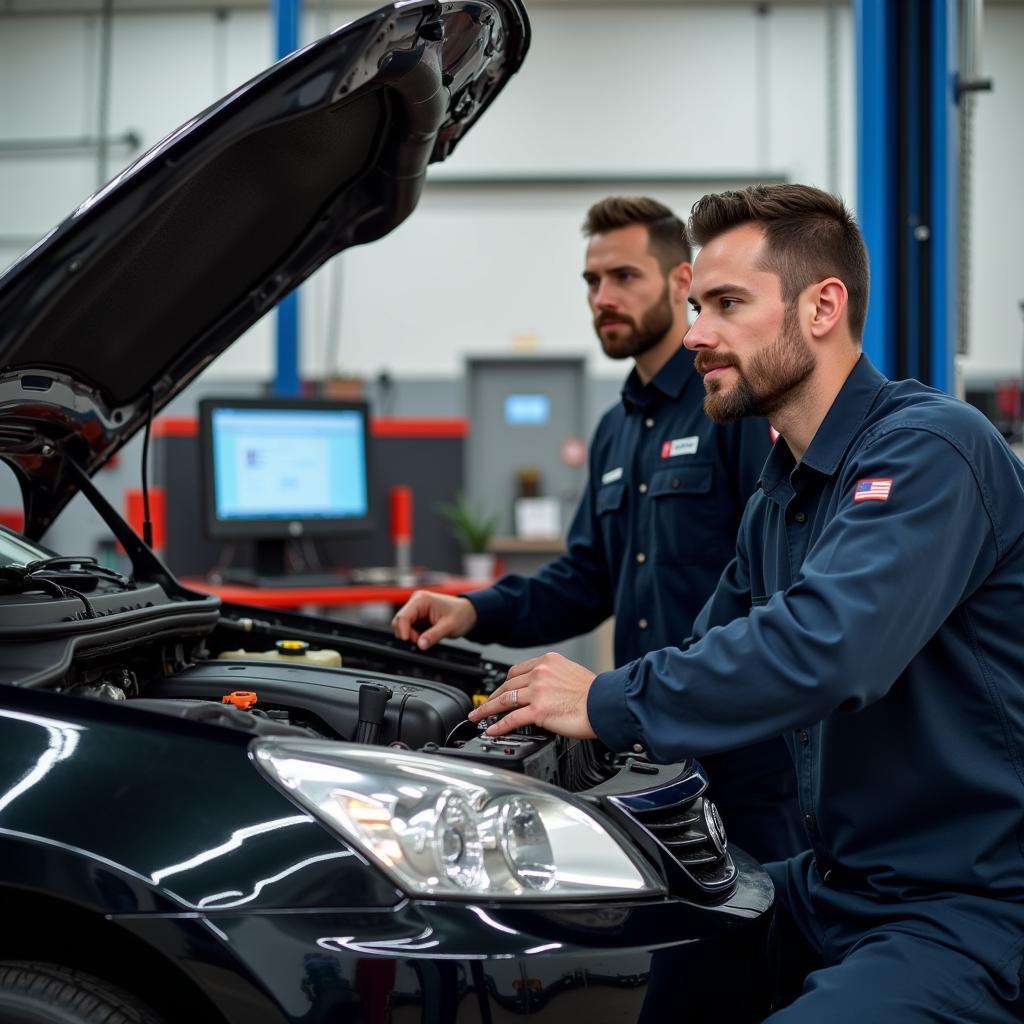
[853,478,892,502]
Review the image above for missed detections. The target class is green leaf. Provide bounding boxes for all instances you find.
[436,493,497,553]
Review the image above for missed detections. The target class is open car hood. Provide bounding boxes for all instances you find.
[0,0,528,540]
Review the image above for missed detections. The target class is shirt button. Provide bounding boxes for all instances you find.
[638,483,648,494]
[638,618,649,630]
[632,743,645,754]
[635,552,646,564]
[794,511,807,523]
[798,729,810,745]
[644,417,655,428]
[804,813,817,833]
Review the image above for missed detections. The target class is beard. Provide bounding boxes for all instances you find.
[697,304,814,422]
[593,283,674,361]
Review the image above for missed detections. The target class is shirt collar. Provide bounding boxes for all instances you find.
[760,353,888,494]
[620,345,697,412]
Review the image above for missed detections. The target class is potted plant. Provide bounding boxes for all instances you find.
[437,493,498,580]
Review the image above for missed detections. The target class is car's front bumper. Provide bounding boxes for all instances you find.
[114,847,774,1023]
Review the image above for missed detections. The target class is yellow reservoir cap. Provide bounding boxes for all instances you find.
[217,645,342,668]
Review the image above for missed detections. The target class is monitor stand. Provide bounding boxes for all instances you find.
[217,538,350,589]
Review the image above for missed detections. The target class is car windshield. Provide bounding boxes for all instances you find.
[0,526,50,566]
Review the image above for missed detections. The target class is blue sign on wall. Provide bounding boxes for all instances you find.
[504,393,551,426]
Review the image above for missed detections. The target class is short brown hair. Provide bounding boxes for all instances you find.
[582,196,692,273]
[688,184,869,339]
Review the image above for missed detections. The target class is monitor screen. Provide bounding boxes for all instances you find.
[199,398,372,540]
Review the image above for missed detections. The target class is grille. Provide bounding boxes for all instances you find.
[628,794,737,891]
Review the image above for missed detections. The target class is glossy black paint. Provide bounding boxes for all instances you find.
[0,685,773,1022]
[113,889,773,1023]
[0,685,401,913]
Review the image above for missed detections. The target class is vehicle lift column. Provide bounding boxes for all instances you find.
[274,0,303,397]
[855,0,959,393]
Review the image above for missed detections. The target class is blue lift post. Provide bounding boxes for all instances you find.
[855,0,957,393]
[273,0,302,397]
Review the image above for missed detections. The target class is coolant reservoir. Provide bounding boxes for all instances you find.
[217,639,342,668]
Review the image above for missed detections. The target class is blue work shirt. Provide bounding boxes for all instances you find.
[467,347,806,862]
[589,355,1024,977]
[467,345,771,662]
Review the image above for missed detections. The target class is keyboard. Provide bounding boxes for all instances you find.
[215,571,351,589]
[212,568,446,589]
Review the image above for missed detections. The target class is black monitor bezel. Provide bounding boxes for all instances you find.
[198,396,373,541]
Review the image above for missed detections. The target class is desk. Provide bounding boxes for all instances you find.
[182,576,491,610]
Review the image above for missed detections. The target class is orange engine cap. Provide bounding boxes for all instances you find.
[222,690,258,710]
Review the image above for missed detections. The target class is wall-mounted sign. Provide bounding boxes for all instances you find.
[504,393,550,426]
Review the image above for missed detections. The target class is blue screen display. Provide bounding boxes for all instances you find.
[211,407,368,521]
[504,393,550,426]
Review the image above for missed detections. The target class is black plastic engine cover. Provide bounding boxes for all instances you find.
[443,731,560,783]
[147,660,472,748]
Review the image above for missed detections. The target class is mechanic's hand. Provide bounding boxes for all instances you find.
[467,652,598,740]
[391,591,478,650]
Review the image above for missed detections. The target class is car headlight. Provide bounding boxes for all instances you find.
[252,739,664,899]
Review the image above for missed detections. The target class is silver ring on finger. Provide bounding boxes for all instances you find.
[509,688,519,707]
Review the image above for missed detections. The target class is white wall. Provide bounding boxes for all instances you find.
[967,5,1024,380]
[0,2,1019,383]
[328,2,856,380]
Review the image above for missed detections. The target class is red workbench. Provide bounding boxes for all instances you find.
[181,575,490,610]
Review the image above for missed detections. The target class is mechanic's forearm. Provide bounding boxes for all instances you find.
[466,560,612,648]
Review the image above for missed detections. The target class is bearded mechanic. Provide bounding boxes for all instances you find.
[469,184,1024,1022]
[394,196,803,863]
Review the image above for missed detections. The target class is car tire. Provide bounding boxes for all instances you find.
[0,961,165,1024]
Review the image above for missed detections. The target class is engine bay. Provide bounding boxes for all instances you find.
[0,541,739,900]
[96,604,613,793]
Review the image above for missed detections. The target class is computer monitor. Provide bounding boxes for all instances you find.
[199,397,372,580]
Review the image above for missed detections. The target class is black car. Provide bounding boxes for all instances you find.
[0,3,774,1022]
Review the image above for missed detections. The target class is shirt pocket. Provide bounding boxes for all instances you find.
[596,481,626,516]
[649,461,724,566]
[595,481,626,556]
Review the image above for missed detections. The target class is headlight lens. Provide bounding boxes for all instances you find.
[253,739,663,899]
[410,790,485,890]
[497,795,555,891]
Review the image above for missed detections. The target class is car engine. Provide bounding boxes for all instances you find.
[0,553,738,901]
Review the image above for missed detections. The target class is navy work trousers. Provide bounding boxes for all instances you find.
[764,855,1024,1023]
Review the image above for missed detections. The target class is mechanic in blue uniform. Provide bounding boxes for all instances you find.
[393,196,805,863]
[469,184,1024,1023]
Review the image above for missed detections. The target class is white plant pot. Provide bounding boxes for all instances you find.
[462,552,496,581]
